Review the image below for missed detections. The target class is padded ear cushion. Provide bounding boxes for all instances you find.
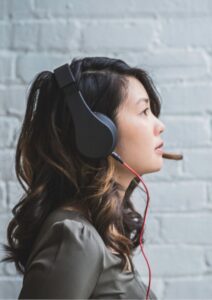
[94,112,118,150]
[53,63,118,159]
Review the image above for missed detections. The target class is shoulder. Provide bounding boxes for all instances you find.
[59,217,105,256]
[26,210,105,271]
[49,209,105,244]
[46,209,105,252]
[21,210,106,299]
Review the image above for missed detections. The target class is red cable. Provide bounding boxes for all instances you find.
[111,152,152,300]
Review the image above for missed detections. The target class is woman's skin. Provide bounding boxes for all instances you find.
[62,76,165,213]
[113,76,166,193]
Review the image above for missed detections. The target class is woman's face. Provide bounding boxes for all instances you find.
[113,76,165,189]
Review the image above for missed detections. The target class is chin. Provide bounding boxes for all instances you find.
[136,156,164,175]
[155,159,164,171]
[144,162,163,174]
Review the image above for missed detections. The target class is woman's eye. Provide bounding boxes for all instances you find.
[140,108,150,116]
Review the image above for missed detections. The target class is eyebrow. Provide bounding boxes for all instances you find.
[136,97,150,105]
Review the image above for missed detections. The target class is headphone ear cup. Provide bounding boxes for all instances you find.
[53,63,118,160]
[94,111,118,150]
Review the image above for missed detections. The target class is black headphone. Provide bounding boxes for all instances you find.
[54,63,152,300]
[53,63,118,160]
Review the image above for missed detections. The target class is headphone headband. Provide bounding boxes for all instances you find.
[53,63,118,160]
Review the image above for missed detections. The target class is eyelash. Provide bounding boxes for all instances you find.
[140,108,150,116]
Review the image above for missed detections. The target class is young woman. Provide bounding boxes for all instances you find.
[1,56,181,299]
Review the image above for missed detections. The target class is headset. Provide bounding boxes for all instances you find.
[53,62,152,300]
[53,63,118,160]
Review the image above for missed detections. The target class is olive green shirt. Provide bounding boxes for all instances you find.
[18,207,157,299]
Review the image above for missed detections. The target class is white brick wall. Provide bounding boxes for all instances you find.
[0,0,212,299]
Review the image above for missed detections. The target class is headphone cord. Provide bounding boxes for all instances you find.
[110,151,152,300]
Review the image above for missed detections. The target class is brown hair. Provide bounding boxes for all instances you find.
[1,56,165,275]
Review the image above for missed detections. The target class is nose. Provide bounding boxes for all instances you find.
[159,120,165,133]
[155,118,165,135]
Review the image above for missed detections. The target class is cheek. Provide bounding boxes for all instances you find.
[115,122,134,153]
[137,131,153,157]
[118,118,138,143]
[118,117,152,151]
[131,118,152,144]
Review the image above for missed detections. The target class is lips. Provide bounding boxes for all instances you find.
[155,141,164,149]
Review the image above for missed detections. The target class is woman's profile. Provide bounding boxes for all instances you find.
[0,56,182,299]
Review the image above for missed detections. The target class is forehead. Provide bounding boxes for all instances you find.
[124,76,149,107]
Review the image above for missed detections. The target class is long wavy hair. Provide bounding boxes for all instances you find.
[0,56,161,275]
